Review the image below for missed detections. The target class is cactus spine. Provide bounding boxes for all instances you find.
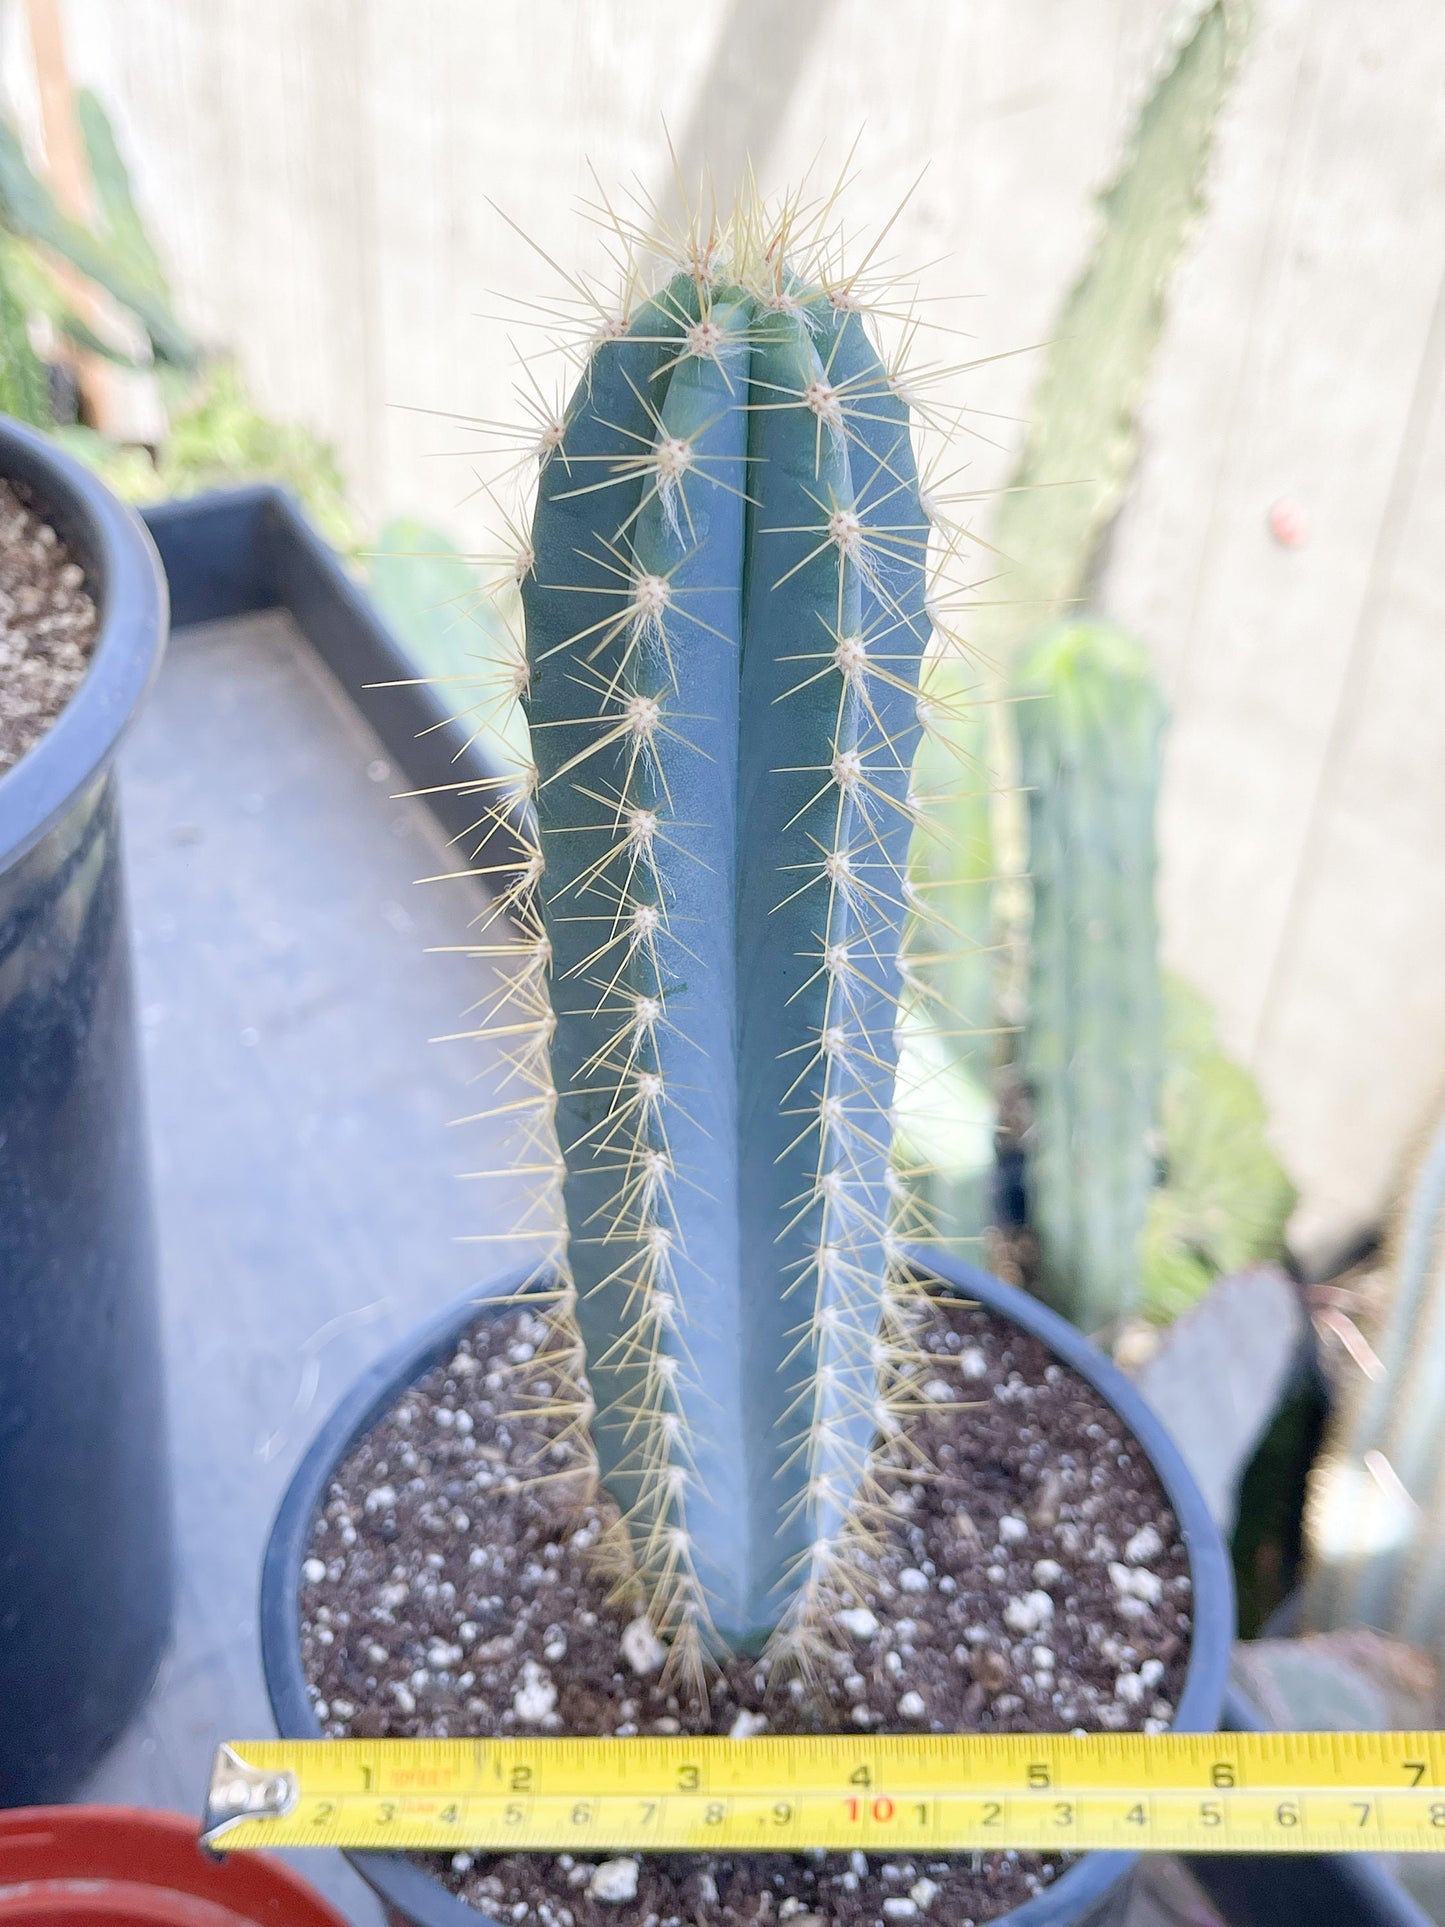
[475,196,977,1669]
[1013,622,1167,1336]
[1305,1106,1445,1655]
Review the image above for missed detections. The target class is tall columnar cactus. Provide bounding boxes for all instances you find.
[1013,621,1167,1336]
[479,204,976,1669]
[891,0,1253,1266]
[970,0,1252,665]
[1304,1105,1445,1656]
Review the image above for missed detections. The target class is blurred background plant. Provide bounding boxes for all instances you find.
[0,79,358,546]
[0,62,523,696]
[68,358,360,553]
[0,87,193,411]
[892,0,1297,1354]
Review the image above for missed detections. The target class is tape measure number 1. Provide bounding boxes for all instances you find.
[203,1732,1445,1856]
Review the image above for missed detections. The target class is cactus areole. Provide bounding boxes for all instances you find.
[518,257,935,1661]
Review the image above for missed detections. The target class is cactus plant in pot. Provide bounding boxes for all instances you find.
[260,190,1232,1927]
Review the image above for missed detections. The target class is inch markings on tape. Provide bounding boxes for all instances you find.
[203,1732,1445,1856]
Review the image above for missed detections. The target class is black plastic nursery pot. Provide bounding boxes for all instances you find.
[261,1255,1234,1927]
[0,418,173,1803]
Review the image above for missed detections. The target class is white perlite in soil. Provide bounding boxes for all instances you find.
[0,480,98,774]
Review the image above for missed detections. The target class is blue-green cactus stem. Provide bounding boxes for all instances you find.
[521,270,930,1653]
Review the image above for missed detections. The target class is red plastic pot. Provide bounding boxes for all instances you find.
[0,1807,351,1926]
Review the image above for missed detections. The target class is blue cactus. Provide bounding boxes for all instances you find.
[493,233,953,1665]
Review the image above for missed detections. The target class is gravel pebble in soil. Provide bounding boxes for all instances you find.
[300,1295,1193,1927]
[0,480,99,775]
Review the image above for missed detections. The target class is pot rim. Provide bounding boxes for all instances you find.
[0,1803,350,1925]
[0,418,168,870]
[260,1253,1234,1927]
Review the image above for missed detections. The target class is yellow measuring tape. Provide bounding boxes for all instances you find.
[204,1732,1445,1855]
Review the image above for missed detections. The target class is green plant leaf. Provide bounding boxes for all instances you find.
[76,89,170,300]
[163,362,357,545]
[63,361,361,557]
[1141,971,1296,1320]
[368,517,530,769]
[0,240,51,426]
[52,420,159,495]
[0,113,193,367]
[56,306,155,367]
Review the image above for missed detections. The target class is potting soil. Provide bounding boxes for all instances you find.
[0,478,99,775]
[299,1297,1192,1927]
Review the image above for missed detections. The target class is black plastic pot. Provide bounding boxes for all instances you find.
[261,1255,1234,1927]
[0,418,172,1802]
[1179,1686,1434,1927]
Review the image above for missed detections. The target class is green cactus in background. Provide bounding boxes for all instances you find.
[1004,630,1293,1341]
[988,631,1292,1337]
[972,0,1252,664]
[1304,1104,1445,1654]
[894,0,1253,1266]
[452,191,984,1673]
[1014,621,1167,1336]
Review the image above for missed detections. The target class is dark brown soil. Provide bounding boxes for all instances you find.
[0,480,99,775]
[299,1295,1192,1927]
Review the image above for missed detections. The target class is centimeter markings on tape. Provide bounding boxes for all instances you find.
[204,1732,1445,1855]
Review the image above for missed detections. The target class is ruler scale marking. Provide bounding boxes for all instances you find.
[203,1734,1445,1855]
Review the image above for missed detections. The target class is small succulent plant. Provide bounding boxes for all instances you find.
[459,186,987,1677]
